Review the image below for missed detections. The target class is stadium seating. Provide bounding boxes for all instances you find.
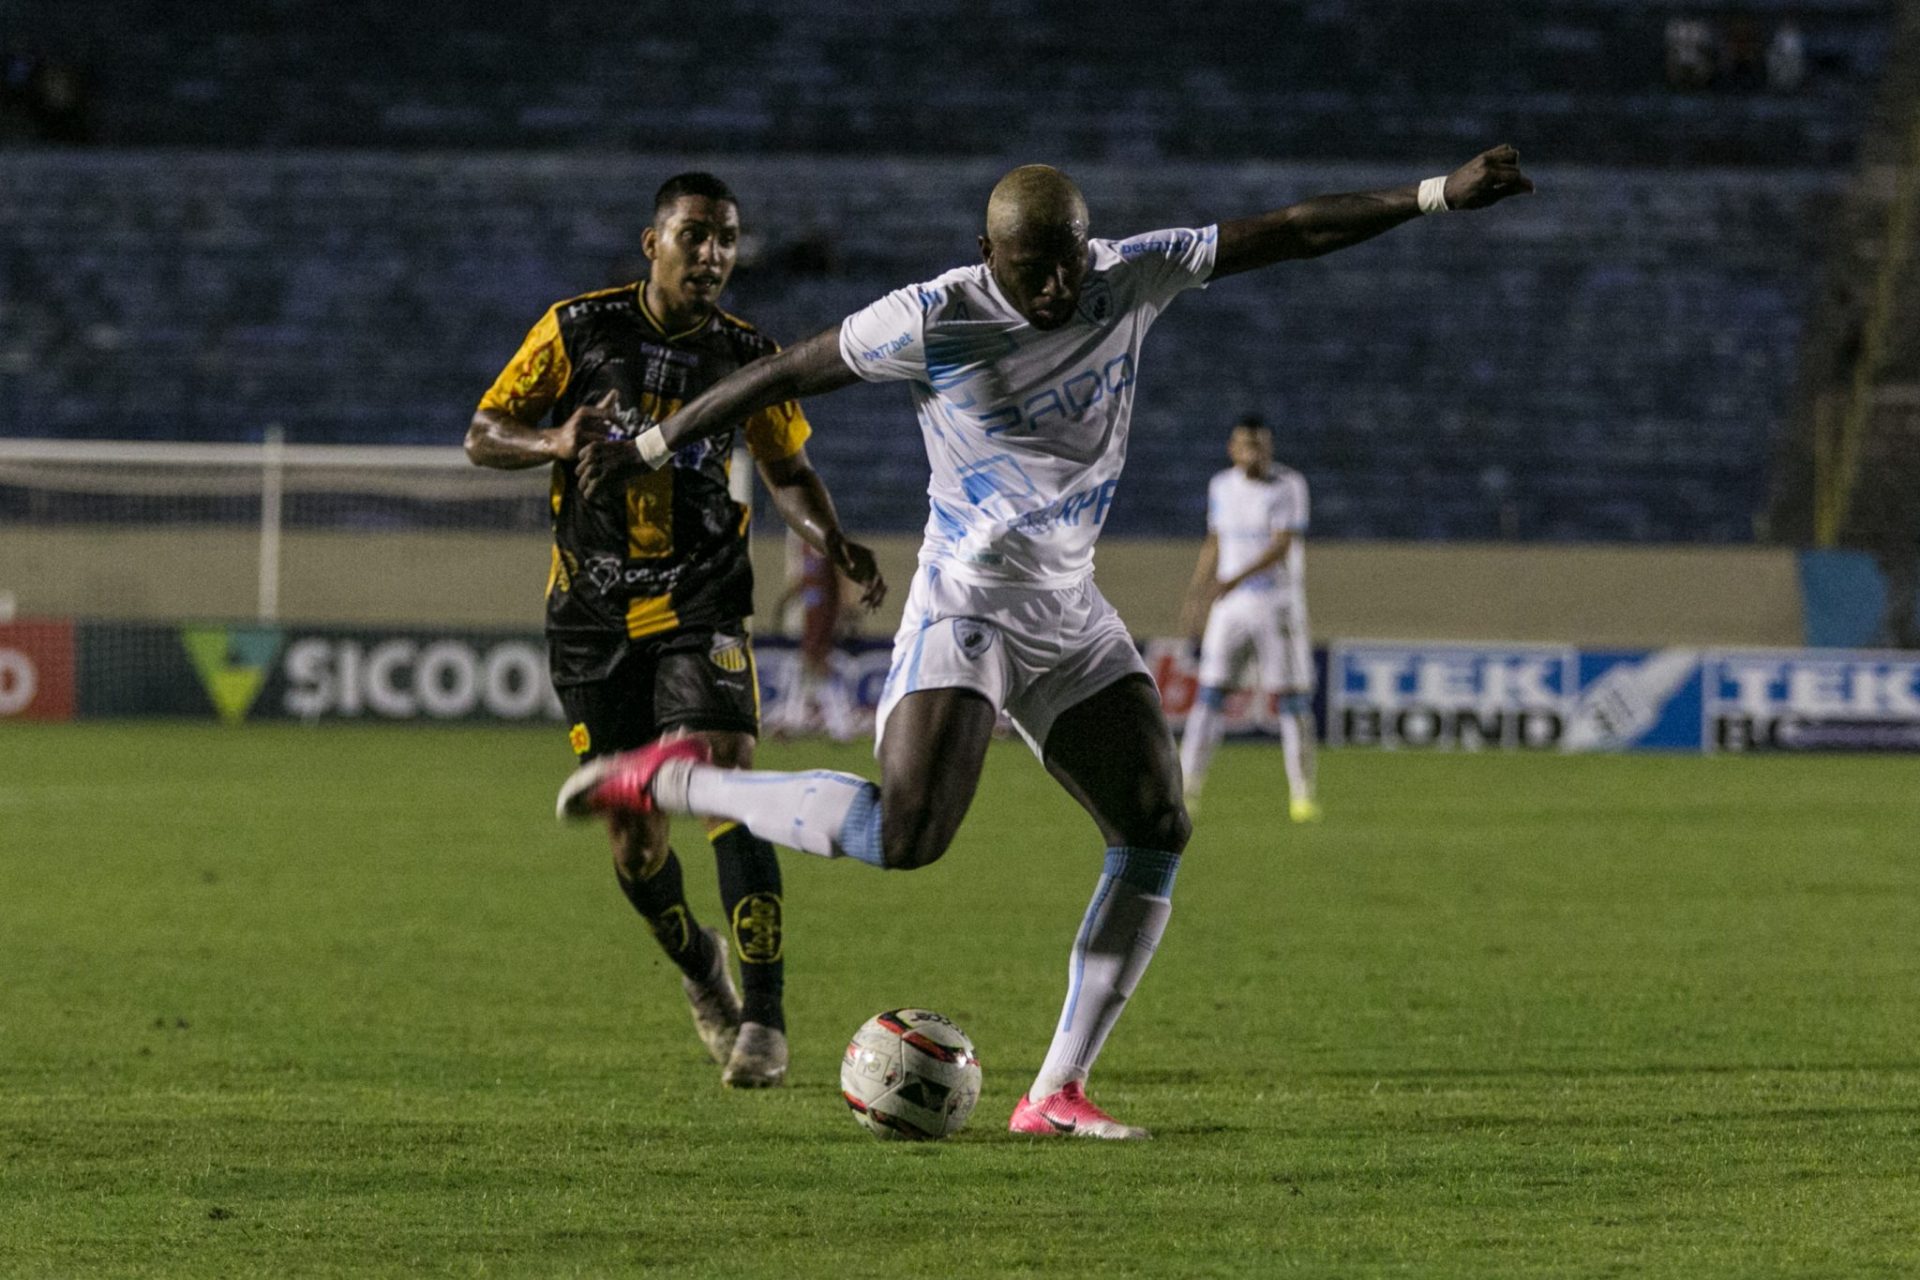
[11,1,1892,165]
[0,153,1838,541]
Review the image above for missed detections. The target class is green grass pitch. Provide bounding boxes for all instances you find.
[3,723,1917,1277]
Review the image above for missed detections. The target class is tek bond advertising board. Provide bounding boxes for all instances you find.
[1329,643,1920,753]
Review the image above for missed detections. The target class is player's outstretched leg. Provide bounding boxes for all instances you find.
[1012,674,1191,1141]
[560,689,997,871]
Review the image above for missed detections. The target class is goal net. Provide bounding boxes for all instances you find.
[0,436,560,627]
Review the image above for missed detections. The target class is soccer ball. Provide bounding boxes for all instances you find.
[840,1008,983,1141]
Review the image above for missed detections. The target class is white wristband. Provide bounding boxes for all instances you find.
[634,425,672,469]
[1418,176,1451,215]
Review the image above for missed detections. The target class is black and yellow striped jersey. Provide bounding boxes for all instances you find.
[479,283,811,684]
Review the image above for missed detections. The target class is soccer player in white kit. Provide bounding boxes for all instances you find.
[561,148,1534,1138]
[1179,417,1320,821]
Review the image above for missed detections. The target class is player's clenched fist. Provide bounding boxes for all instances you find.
[827,530,889,610]
[1443,144,1535,211]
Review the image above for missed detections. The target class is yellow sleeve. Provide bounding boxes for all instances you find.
[478,306,572,421]
[743,398,812,463]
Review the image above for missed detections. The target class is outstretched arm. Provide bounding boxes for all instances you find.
[1212,144,1534,279]
[465,390,620,470]
[579,326,859,497]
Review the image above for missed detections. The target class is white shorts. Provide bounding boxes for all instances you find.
[876,564,1150,758]
[1197,591,1313,692]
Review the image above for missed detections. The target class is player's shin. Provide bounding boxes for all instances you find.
[614,849,720,980]
[1030,847,1180,1099]
[711,823,785,1030]
[1278,692,1318,811]
[653,759,887,864]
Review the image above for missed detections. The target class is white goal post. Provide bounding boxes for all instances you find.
[0,435,757,626]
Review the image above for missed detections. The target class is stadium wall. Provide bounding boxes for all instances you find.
[1,528,1804,646]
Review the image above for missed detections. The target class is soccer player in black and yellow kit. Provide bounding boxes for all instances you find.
[466,172,885,1088]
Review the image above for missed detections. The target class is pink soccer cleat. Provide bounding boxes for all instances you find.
[555,737,711,821]
[1008,1081,1151,1140]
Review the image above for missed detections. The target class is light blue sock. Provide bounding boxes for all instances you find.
[839,783,887,867]
[1032,845,1180,1097]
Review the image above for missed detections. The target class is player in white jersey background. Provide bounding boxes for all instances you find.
[560,147,1534,1139]
[1179,416,1319,821]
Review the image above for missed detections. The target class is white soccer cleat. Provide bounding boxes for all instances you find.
[682,926,742,1065]
[722,1021,789,1089]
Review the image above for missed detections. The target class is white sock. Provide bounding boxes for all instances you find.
[1030,848,1180,1099]
[1179,696,1225,796]
[1279,711,1315,801]
[653,760,884,863]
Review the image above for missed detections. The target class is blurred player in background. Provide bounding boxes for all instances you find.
[466,171,885,1089]
[1179,416,1318,821]
[770,528,858,741]
[561,147,1533,1136]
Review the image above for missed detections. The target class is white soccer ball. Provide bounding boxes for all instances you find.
[839,1008,983,1141]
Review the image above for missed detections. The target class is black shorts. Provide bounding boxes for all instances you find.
[557,625,760,762]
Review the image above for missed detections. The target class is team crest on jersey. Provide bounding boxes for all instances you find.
[1077,277,1113,323]
[954,621,994,660]
[710,635,750,674]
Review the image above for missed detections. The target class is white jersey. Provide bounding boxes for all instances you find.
[840,227,1218,587]
[1208,465,1308,609]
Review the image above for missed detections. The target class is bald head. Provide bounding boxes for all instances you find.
[980,166,1091,330]
[985,165,1089,243]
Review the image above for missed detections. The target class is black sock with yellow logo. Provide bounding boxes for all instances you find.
[711,824,785,1031]
[616,850,719,982]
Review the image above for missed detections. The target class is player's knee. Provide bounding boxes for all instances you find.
[1133,798,1192,855]
[609,816,669,880]
[878,801,956,870]
[700,731,755,769]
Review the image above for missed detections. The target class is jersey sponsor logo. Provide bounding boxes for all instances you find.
[972,353,1136,439]
[586,555,622,593]
[1117,228,1212,259]
[859,330,914,363]
[1010,478,1120,536]
[560,296,642,320]
[181,626,284,726]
